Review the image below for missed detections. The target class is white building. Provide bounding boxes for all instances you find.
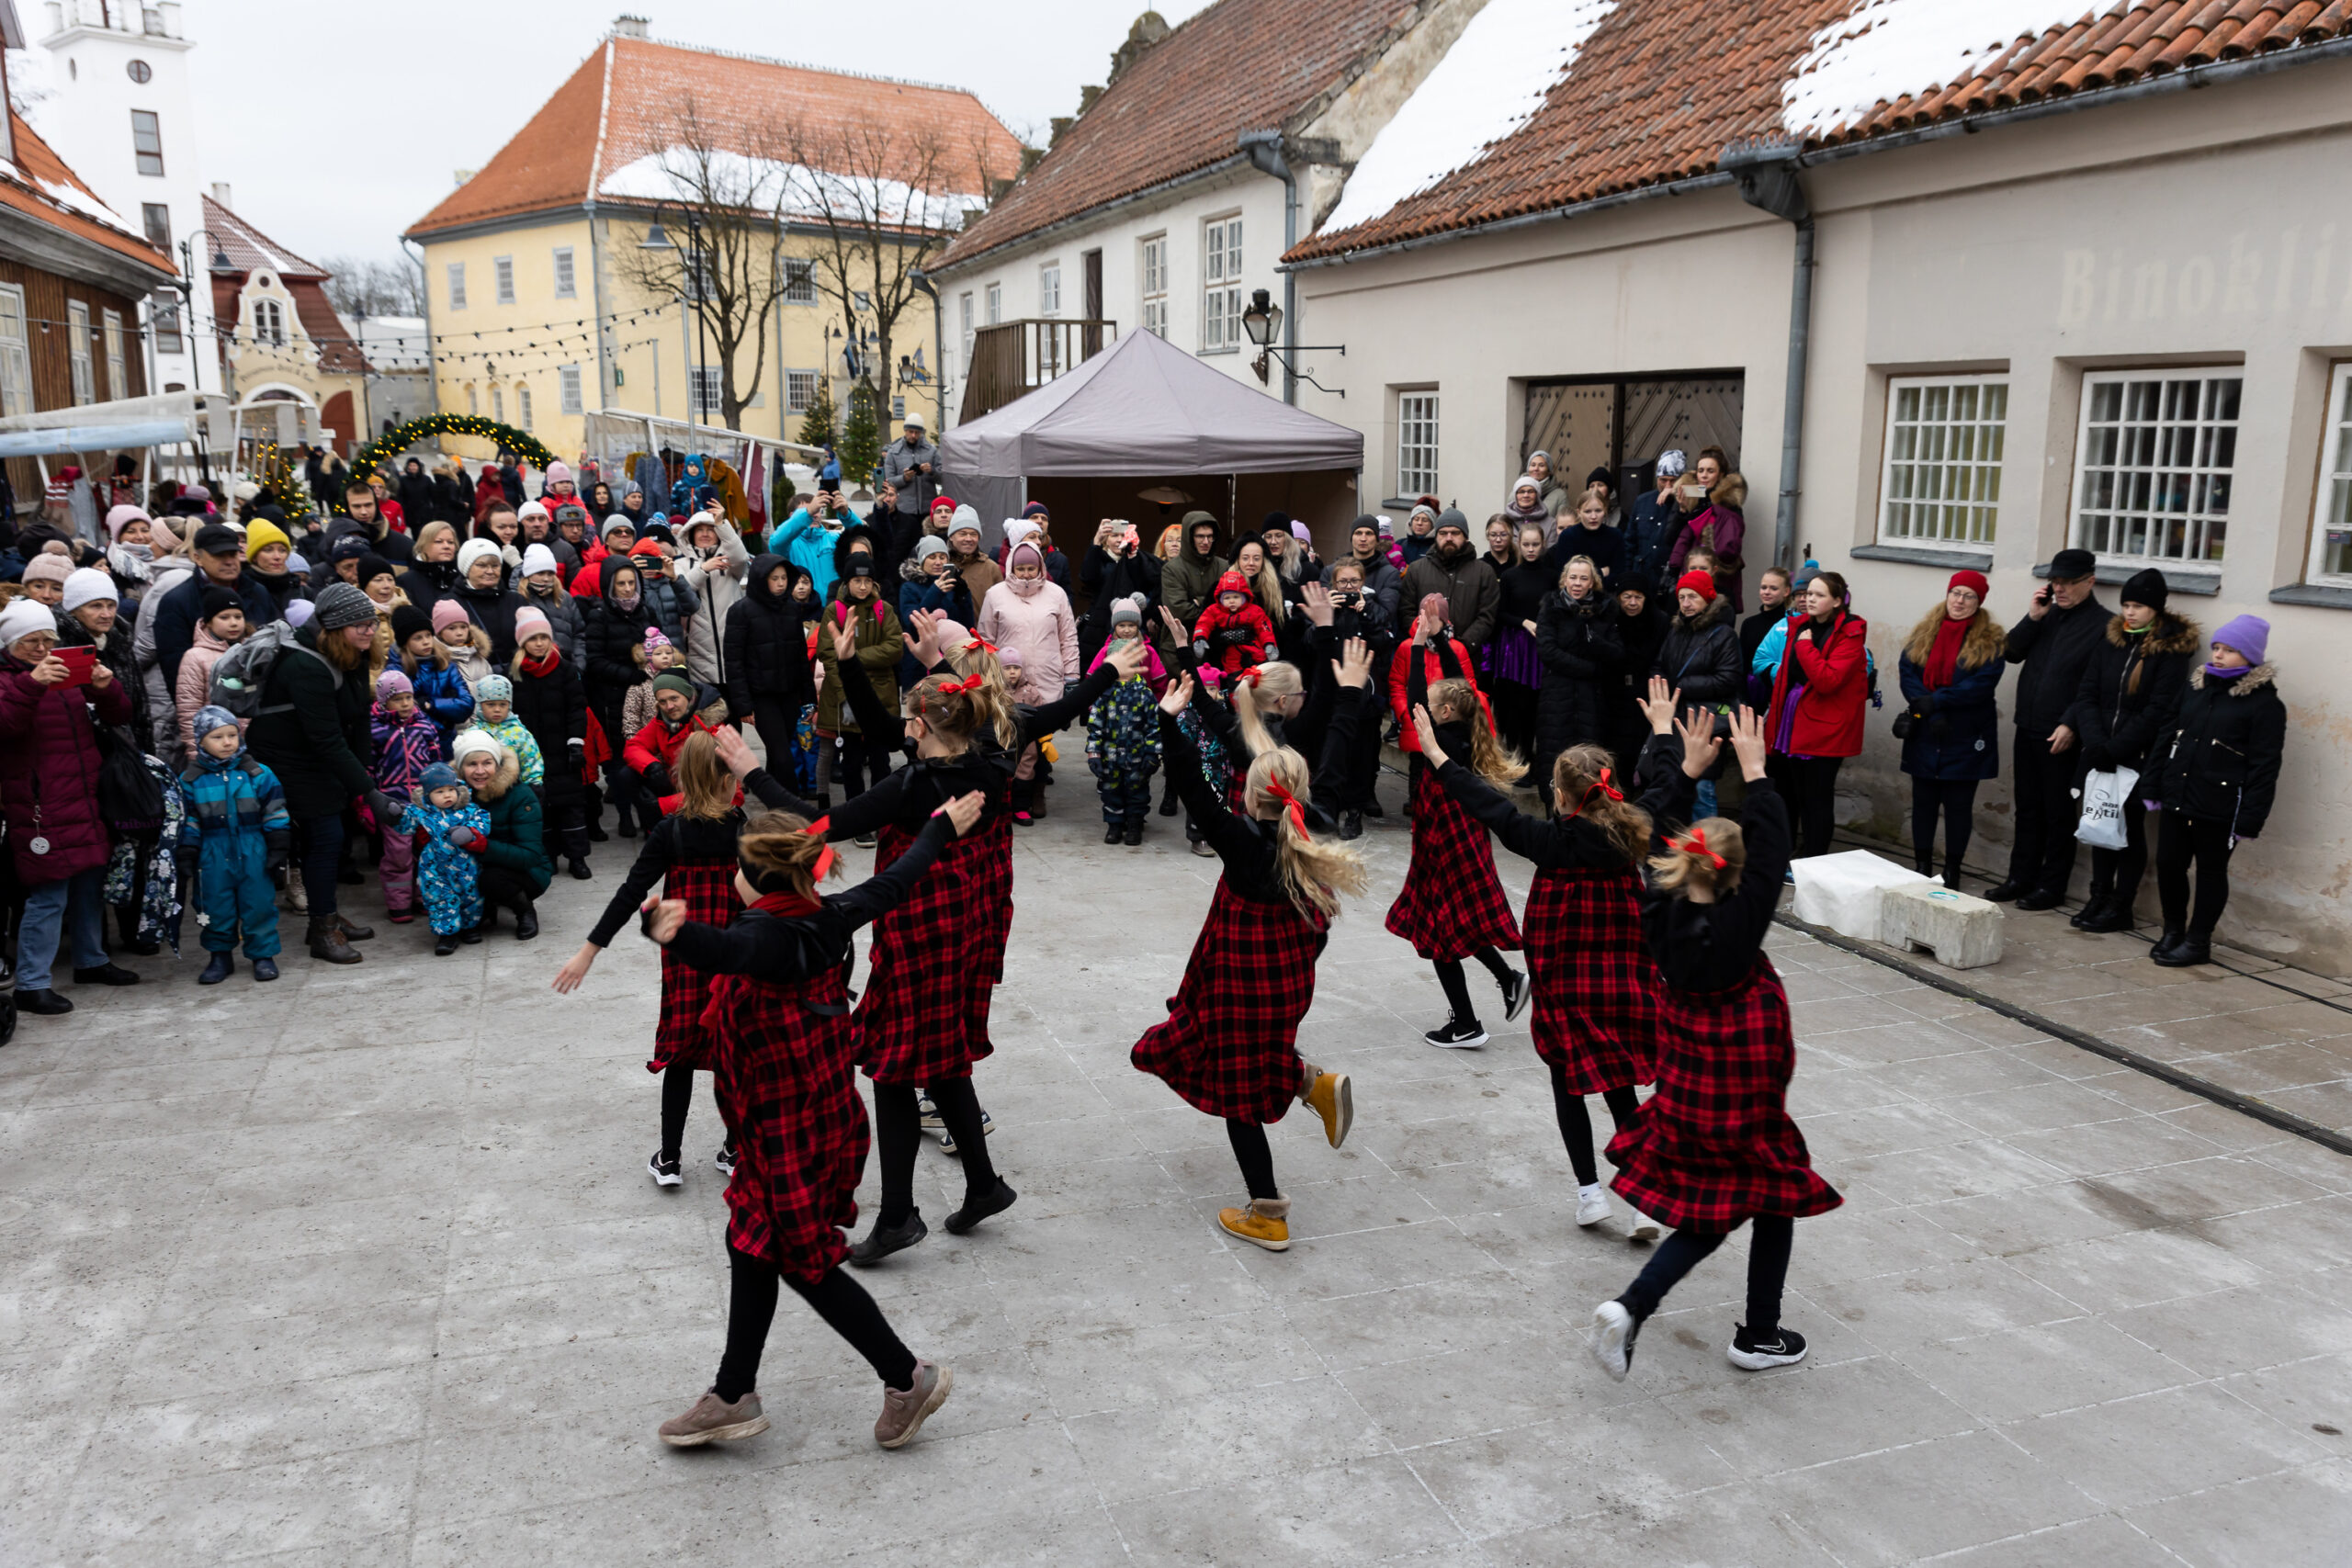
[26,0,218,399]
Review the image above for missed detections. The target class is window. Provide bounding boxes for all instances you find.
[985,283,1001,325]
[560,363,582,415]
[692,366,722,415]
[151,290,183,354]
[552,246,575,299]
[783,258,817,304]
[891,394,906,420]
[67,299,94,405]
[466,384,478,416]
[1038,261,1061,317]
[1396,390,1439,497]
[2305,363,2352,585]
[130,109,164,175]
[1201,215,1242,352]
[2072,368,2240,565]
[786,368,819,413]
[141,202,170,251]
[254,298,285,346]
[103,310,125,400]
[0,286,30,417]
[494,255,515,305]
[516,384,533,430]
[958,292,973,376]
[491,385,504,422]
[1877,375,2007,547]
[447,262,467,310]
[1139,233,1168,338]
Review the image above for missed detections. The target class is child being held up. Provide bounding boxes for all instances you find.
[369,668,444,924]
[621,626,686,739]
[407,760,492,955]
[1192,569,1275,680]
[470,674,545,786]
[176,705,291,985]
[1085,595,1167,846]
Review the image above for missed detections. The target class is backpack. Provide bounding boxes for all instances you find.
[207,621,330,719]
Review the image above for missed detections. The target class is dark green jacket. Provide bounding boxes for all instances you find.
[473,750,553,895]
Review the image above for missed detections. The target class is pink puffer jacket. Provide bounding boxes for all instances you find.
[977,541,1079,707]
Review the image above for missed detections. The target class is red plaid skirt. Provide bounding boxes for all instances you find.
[706,968,867,1284]
[646,856,741,1075]
[1524,866,1660,1093]
[1132,881,1324,1124]
[856,822,999,1084]
[1385,765,1522,961]
[1607,957,1841,1232]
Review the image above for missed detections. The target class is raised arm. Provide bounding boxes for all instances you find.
[585,825,678,947]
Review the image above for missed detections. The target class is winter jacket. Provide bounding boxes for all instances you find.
[396,469,439,528]
[408,650,476,738]
[978,569,1080,706]
[511,650,588,807]
[623,713,728,804]
[2004,592,2110,737]
[897,553,976,687]
[438,626,493,694]
[395,555,463,619]
[767,508,850,602]
[1611,600,1671,749]
[1533,589,1624,764]
[0,648,131,882]
[723,553,815,720]
[515,581,584,666]
[1544,521,1625,588]
[814,593,902,735]
[1653,595,1743,720]
[1402,546,1501,648]
[1386,637,1482,754]
[243,565,307,622]
[59,608,142,742]
[1667,475,1749,608]
[636,566,697,654]
[151,563,277,690]
[471,749,553,895]
[176,746,289,855]
[133,553,198,756]
[1763,610,1870,759]
[880,434,940,515]
[1078,544,1161,662]
[1321,552,1403,631]
[478,714,545,786]
[175,625,238,756]
[1158,535,1228,653]
[368,703,444,795]
[1191,596,1276,677]
[449,581,529,667]
[243,620,375,822]
[1625,488,1689,588]
[676,523,751,687]
[581,566,660,746]
[1897,637,2005,783]
[2154,663,2286,838]
[2063,612,2200,774]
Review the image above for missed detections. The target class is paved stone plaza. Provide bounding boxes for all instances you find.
[4,800,2350,1565]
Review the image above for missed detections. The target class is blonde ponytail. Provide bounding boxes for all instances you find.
[1429,677,1524,785]
[1245,748,1368,919]
[1230,660,1303,758]
[946,638,1019,747]
[1646,816,1747,898]
[1552,743,1649,864]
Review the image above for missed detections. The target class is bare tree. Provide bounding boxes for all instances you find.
[320,255,425,317]
[610,100,794,431]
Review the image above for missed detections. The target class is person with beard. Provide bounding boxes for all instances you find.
[1401,509,1498,652]
[397,522,465,616]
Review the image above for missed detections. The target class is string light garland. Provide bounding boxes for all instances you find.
[351,414,557,480]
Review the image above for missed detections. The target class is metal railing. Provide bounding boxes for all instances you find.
[958,318,1116,423]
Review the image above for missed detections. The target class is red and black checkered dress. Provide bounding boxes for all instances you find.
[1523,865,1659,1093]
[970,810,1015,1054]
[1132,881,1324,1125]
[1385,765,1522,961]
[644,856,741,1076]
[705,967,866,1285]
[1606,956,1841,1232]
[856,820,998,1084]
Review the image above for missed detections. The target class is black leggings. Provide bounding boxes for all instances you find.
[714,1246,915,1400]
[2156,810,2236,934]
[477,864,537,912]
[1227,1119,1279,1201]
[1433,948,1513,1024]
[873,1077,997,1226]
[1549,1067,1641,1188]
[1770,754,1843,859]
[2088,803,2153,908]
[659,1065,733,1160]
[1909,777,1979,877]
[1619,1215,1795,1335]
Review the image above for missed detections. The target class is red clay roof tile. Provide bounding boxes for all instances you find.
[0,111,175,280]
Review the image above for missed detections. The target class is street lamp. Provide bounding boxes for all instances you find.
[639,206,707,456]
[1240,288,1282,350]
[1238,288,1346,398]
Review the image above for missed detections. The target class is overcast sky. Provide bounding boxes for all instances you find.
[140,0,1212,265]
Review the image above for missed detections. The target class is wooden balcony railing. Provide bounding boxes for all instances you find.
[959,318,1116,423]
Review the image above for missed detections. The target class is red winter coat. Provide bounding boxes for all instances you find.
[1386,637,1486,754]
[1765,611,1869,759]
[0,653,133,882]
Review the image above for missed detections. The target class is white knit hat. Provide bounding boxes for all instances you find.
[449,728,504,765]
[0,598,57,648]
[457,538,503,577]
[520,543,560,578]
[61,566,119,612]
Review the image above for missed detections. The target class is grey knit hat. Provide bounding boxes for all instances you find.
[311,581,375,631]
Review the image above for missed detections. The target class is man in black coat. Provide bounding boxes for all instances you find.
[152,525,280,689]
[1988,547,2109,908]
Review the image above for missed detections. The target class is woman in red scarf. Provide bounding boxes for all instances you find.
[1894,570,2007,886]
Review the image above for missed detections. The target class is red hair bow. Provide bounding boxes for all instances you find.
[1671,826,1726,868]
[960,635,1000,657]
[1262,775,1308,838]
[1237,666,1263,688]
[938,671,988,695]
[804,816,838,882]
[1566,767,1623,819]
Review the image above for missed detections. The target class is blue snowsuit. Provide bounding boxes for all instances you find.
[176,746,290,959]
[406,796,491,935]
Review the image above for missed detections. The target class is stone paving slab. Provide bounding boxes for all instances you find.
[3,792,2350,1564]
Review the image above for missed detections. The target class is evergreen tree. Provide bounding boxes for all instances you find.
[795,385,838,449]
[838,380,882,488]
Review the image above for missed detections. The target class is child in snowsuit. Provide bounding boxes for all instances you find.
[470,673,545,784]
[1191,570,1275,679]
[368,668,444,923]
[1085,596,1166,844]
[176,704,290,985]
[407,761,491,953]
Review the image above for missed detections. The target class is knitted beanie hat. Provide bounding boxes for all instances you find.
[62,567,118,612]
[192,704,241,742]
[513,606,552,643]
[419,762,462,794]
[20,552,73,585]
[374,668,414,700]
[431,598,470,632]
[390,604,433,646]
[474,673,513,704]
[311,581,377,631]
[1676,570,1718,603]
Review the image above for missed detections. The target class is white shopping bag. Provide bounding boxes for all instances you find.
[2075,765,2141,850]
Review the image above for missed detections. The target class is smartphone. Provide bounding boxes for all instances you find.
[1679,481,1708,502]
[51,645,97,686]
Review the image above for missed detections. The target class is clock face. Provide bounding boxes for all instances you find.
[127,60,153,84]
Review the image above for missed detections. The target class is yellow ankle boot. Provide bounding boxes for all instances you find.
[1302,1070,1352,1149]
[1218,1197,1290,1251]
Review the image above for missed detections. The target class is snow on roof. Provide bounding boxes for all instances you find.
[596,147,983,231]
[1782,0,2130,137]
[31,173,139,237]
[1317,0,1617,238]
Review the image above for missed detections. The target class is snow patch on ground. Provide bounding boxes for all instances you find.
[1784,0,2130,137]
[1319,0,1617,237]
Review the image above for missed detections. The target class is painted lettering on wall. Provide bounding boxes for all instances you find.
[2057,226,2342,325]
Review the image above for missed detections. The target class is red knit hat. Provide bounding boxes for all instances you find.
[1216,570,1250,596]
[1675,570,1717,602]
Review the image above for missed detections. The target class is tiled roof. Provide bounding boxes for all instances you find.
[933,0,1423,273]
[0,111,175,279]
[202,196,364,373]
[1290,0,2352,262]
[407,34,1024,238]
[201,193,327,280]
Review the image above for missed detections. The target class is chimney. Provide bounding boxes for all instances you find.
[210,181,232,209]
[612,14,649,39]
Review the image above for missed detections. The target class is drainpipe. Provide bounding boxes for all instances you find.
[910,268,944,433]
[1238,130,1297,405]
[1723,142,1811,570]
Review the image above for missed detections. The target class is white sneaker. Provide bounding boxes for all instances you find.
[1627,1208,1661,1242]
[1590,1300,1637,1382]
[1576,1184,1611,1227]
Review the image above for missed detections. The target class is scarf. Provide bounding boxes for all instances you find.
[1922,614,1971,690]
[612,588,641,612]
[520,647,561,678]
[2202,661,2248,681]
[751,887,822,919]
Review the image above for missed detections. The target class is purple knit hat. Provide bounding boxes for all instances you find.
[2211,615,2269,666]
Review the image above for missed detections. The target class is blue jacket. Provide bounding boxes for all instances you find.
[177,747,292,855]
[767,508,847,602]
[1624,488,1685,588]
[412,657,476,737]
[1897,650,2004,781]
[897,570,974,688]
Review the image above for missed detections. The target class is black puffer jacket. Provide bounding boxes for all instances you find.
[2063,611,2199,773]
[1078,544,1161,664]
[2154,662,2286,837]
[1533,588,1623,767]
[581,561,657,746]
[1653,593,1742,718]
[396,555,462,617]
[511,652,589,808]
[723,552,814,719]
[450,581,529,667]
[2004,592,2109,737]
[245,620,372,820]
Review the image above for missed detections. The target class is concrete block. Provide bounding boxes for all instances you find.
[1883,882,2005,970]
[1792,850,1933,941]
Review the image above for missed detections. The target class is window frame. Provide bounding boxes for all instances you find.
[785,367,820,414]
[1139,232,1169,339]
[957,293,972,379]
[102,308,126,400]
[130,108,164,176]
[1200,213,1243,355]
[67,299,94,405]
[1874,372,2007,552]
[2069,366,2241,571]
[2303,360,2352,589]
[491,385,504,423]
[516,384,533,430]
[783,257,818,306]
[551,245,576,299]
[493,255,515,306]
[1395,388,1440,499]
[447,262,467,310]
[0,285,31,417]
[253,298,285,347]
[559,363,583,415]
[140,201,170,251]
[150,289,182,355]
[985,283,1001,326]
[1037,260,1061,318]
[691,365,723,416]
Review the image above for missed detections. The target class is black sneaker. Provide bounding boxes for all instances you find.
[848,1211,927,1267]
[1498,968,1531,1023]
[434,932,459,956]
[648,1151,683,1189]
[1423,1015,1488,1049]
[1728,1324,1808,1371]
[568,857,594,880]
[944,1179,1017,1235]
[937,1107,995,1156]
[1157,792,1180,818]
[72,964,141,987]
[14,987,72,1016]
[1339,812,1363,840]
[715,1144,737,1176]
[1590,1300,1640,1382]
[1123,823,1143,846]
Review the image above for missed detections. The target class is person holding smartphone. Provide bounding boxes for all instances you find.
[1078,515,1162,669]
[1984,547,2110,908]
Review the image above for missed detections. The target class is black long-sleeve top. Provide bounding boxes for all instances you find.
[1629,732,1792,993]
[1432,757,1638,873]
[1405,637,1478,763]
[665,814,956,980]
[1158,705,1351,915]
[585,768,811,947]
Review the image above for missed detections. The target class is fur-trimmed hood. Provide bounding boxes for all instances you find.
[2188,660,2277,694]
[1710,471,1748,512]
[1673,593,1734,633]
[2106,611,2202,655]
